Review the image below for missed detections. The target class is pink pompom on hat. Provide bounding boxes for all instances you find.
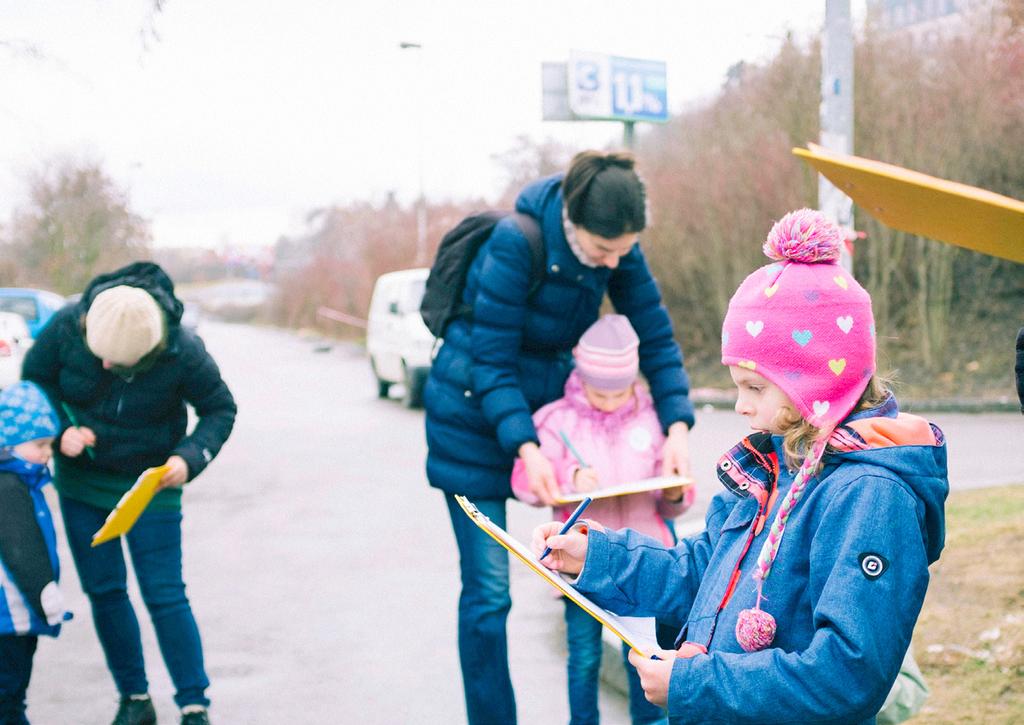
[721,209,877,653]
[721,208,875,430]
[574,314,639,391]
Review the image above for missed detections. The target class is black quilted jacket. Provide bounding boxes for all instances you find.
[22,262,236,480]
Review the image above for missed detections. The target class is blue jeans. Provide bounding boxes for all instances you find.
[564,601,668,725]
[0,635,36,725]
[443,494,516,725]
[60,496,210,708]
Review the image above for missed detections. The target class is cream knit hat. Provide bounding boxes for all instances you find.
[85,285,164,366]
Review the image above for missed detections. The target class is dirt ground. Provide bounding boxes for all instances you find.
[912,484,1024,724]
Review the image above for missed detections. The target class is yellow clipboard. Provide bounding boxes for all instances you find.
[555,475,694,505]
[91,465,170,547]
[794,143,1024,263]
[454,495,660,657]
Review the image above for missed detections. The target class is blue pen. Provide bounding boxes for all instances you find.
[540,496,592,561]
[558,429,588,468]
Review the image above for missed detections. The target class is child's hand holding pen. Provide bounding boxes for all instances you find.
[572,467,599,492]
[531,519,596,574]
[560,430,599,492]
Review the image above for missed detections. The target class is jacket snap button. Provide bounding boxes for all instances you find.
[739,481,749,490]
[464,390,472,398]
[576,274,583,281]
[550,264,560,273]
[720,460,732,470]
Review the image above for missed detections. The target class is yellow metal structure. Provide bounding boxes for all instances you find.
[794,143,1024,263]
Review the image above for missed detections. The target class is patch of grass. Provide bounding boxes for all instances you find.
[912,484,1024,724]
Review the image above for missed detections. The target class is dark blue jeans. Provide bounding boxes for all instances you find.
[0,635,36,725]
[564,601,668,725]
[443,494,516,725]
[60,496,210,708]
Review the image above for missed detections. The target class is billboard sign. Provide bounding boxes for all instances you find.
[567,50,668,123]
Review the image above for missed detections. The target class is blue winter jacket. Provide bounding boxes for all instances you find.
[575,397,947,724]
[424,174,694,498]
[0,456,67,637]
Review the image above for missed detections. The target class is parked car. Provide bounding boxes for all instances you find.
[0,288,67,338]
[366,268,435,407]
[0,311,32,389]
[181,302,201,331]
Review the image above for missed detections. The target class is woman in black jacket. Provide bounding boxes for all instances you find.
[23,262,236,725]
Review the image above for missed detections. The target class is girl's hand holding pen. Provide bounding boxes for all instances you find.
[572,467,599,492]
[60,425,96,458]
[531,521,591,575]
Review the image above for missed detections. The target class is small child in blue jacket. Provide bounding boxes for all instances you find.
[0,381,69,724]
[533,211,948,724]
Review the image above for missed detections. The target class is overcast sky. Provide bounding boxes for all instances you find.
[0,1,865,249]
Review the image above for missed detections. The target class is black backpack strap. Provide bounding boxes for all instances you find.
[512,213,545,297]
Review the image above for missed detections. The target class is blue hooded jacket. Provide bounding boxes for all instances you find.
[575,396,947,724]
[0,455,68,637]
[424,174,694,498]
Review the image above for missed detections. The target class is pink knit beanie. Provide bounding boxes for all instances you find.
[574,314,639,391]
[721,209,876,653]
[721,209,875,430]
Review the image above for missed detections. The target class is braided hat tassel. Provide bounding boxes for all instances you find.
[735,436,829,652]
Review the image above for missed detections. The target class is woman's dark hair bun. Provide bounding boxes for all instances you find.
[563,150,645,238]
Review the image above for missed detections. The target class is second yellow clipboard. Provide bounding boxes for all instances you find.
[91,465,170,547]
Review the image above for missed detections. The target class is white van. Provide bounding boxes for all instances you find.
[366,268,436,407]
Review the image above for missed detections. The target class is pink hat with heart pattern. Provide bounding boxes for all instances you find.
[721,208,875,430]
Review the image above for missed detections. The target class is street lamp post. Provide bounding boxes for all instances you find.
[399,41,428,266]
[820,0,855,272]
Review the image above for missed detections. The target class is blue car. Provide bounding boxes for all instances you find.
[0,288,67,338]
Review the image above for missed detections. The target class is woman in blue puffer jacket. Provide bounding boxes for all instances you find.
[424,150,696,725]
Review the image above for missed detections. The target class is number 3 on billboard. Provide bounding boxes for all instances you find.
[575,61,599,91]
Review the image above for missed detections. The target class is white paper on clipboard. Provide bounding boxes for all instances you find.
[554,474,694,505]
[454,494,660,657]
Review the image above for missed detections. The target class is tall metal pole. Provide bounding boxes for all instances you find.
[400,41,428,266]
[820,0,855,271]
[622,121,636,150]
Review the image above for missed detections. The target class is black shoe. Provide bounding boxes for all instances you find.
[180,709,210,725]
[112,695,157,725]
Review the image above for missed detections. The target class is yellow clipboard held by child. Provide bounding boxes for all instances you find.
[91,465,171,547]
[454,495,660,657]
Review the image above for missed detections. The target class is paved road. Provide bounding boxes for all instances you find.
[27,321,1024,724]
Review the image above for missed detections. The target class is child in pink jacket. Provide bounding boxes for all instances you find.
[512,314,693,725]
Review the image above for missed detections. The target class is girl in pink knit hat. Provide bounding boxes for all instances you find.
[532,210,948,724]
[512,313,693,725]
